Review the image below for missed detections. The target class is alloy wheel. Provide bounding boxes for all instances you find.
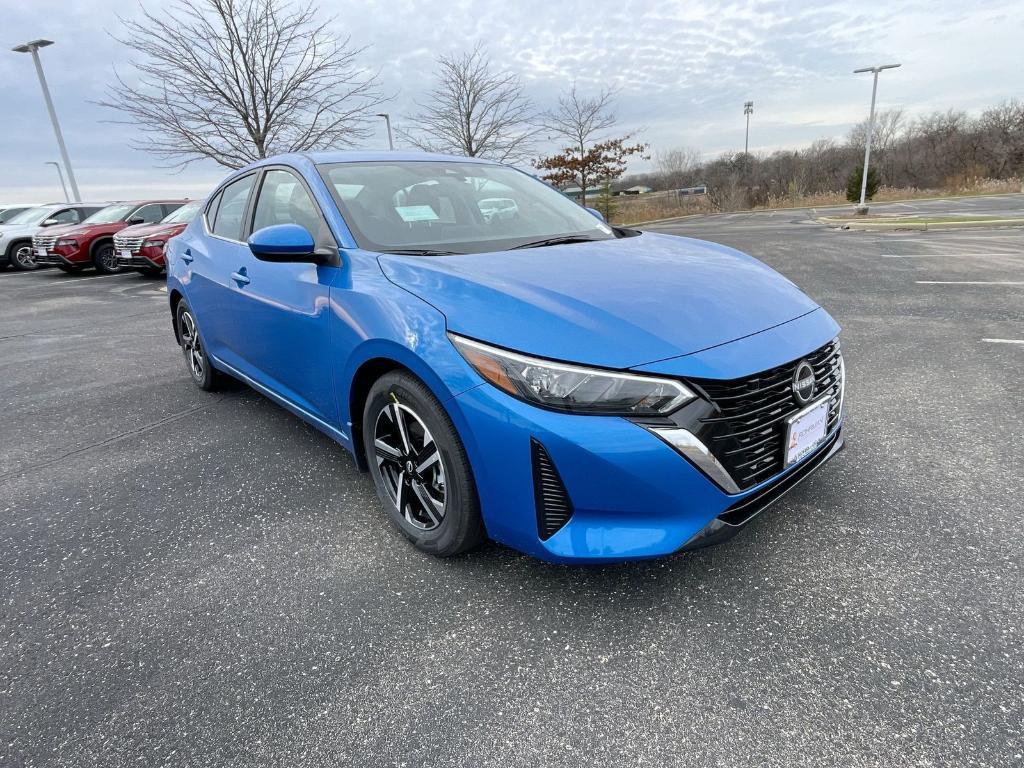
[178,309,205,381]
[13,245,36,270]
[98,246,120,272]
[373,401,447,530]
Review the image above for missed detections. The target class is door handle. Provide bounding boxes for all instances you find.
[231,268,250,286]
[182,249,194,264]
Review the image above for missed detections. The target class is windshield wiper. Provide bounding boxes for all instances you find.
[382,248,464,256]
[511,235,603,250]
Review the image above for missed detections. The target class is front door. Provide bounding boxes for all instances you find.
[222,168,340,424]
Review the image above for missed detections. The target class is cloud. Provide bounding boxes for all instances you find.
[1,0,1020,200]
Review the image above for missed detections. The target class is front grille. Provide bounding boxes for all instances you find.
[113,234,145,253]
[531,439,574,540]
[118,256,155,268]
[32,233,58,251]
[690,340,843,490]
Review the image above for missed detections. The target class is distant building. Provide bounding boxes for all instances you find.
[562,185,603,200]
[620,185,653,196]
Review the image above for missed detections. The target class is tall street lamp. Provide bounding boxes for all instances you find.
[376,113,394,151]
[45,161,69,202]
[853,63,900,212]
[743,101,754,156]
[12,39,81,202]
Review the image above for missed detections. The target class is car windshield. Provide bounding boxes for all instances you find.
[317,160,615,254]
[0,207,31,223]
[83,204,136,224]
[3,206,57,226]
[161,200,201,224]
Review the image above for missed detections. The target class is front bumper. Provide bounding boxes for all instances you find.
[450,381,845,565]
[117,247,166,271]
[35,247,86,266]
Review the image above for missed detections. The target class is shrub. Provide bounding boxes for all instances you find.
[846,165,880,202]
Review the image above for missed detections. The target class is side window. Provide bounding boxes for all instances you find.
[252,169,322,236]
[211,175,255,241]
[132,204,165,224]
[162,203,184,219]
[51,209,80,224]
[205,191,223,231]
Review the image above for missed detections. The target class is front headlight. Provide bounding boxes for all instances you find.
[142,239,165,248]
[57,238,77,247]
[449,333,695,415]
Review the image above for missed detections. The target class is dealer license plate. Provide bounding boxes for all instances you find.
[35,247,47,257]
[120,249,133,260]
[785,397,830,467]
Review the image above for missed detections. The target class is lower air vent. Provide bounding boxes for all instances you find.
[531,439,574,540]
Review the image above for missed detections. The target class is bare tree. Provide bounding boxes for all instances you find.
[399,45,536,163]
[541,84,619,159]
[100,0,386,169]
[656,146,702,188]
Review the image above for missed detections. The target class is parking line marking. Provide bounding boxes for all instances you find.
[982,338,1024,345]
[883,252,1021,258]
[21,274,126,287]
[915,281,1024,285]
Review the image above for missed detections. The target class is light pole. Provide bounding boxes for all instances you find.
[853,63,900,212]
[45,161,69,202]
[743,101,754,156]
[13,39,81,202]
[376,113,394,151]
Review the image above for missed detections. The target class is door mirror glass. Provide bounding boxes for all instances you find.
[248,224,317,262]
[127,217,145,225]
[41,218,59,227]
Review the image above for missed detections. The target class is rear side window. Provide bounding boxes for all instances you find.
[162,203,184,218]
[211,175,255,241]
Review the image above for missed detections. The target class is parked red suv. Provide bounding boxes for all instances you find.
[114,200,202,276]
[33,200,188,274]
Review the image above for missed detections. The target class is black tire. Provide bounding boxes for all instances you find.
[8,242,38,271]
[57,264,84,274]
[175,300,221,391]
[141,267,164,278]
[363,371,485,557]
[92,241,121,274]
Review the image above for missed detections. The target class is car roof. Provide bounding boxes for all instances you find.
[249,150,500,169]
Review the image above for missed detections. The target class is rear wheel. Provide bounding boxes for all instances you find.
[8,243,37,271]
[92,242,121,274]
[363,371,485,557]
[176,301,220,391]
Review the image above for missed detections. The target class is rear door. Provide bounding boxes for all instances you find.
[220,166,340,423]
[185,173,258,370]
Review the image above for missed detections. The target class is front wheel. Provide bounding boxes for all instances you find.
[363,371,485,557]
[92,242,122,274]
[9,243,38,271]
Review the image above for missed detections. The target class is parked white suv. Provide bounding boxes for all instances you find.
[0,203,107,270]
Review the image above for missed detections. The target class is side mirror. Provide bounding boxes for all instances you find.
[41,218,60,227]
[247,223,318,263]
[585,206,606,223]
[127,217,145,225]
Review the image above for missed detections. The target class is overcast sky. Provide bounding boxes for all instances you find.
[2,0,1021,203]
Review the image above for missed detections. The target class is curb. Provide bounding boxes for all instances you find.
[818,217,1024,232]
[623,190,1024,228]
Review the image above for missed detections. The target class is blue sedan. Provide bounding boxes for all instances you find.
[167,151,845,564]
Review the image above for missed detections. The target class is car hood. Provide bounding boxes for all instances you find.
[118,222,187,239]
[58,222,126,238]
[377,232,821,369]
[0,223,43,238]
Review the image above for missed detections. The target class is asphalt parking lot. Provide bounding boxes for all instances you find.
[2,202,1022,767]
